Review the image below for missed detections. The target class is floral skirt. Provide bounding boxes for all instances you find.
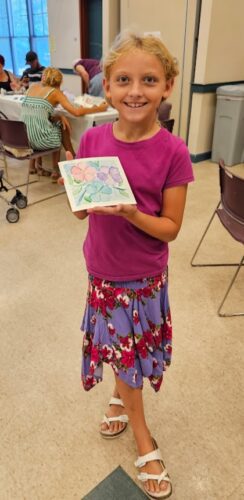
[81,270,172,392]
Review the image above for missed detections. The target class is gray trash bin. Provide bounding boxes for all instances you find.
[212,84,244,165]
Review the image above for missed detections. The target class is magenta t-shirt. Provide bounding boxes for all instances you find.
[76,123,194,281]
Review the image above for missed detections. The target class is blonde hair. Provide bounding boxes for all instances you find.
[103,30,179,82]
[42,67,63,88]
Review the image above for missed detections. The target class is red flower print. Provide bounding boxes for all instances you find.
[91,346,99,363]
[83,337,92,355]
[149,375,162,392]
[137,338,148,359]
[152,358,158,368]
[101,344,113,361]
[90,315,96,325]
[121,349,135,368]
[105,295,116,310]
[108,323,116,335]
[164,344,172,354]
[144,330,154,346]
[142,286,153,298]
[133,310,139,324]
[120,336,132,349]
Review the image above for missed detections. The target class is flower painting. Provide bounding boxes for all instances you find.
[59,156,136,211]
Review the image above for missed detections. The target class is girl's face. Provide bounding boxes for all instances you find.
[104,49,173,126]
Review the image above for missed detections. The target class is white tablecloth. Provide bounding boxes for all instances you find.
[0,94,118,152]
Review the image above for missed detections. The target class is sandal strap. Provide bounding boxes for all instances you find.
[135,449,162,468]
[138,470,171,485]
[102,414,129,425]
[109,397,124,407]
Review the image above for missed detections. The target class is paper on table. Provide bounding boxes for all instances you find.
[58,156,136,212]
[74,94,106,108]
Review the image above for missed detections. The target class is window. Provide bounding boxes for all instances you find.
[0,0,50,76]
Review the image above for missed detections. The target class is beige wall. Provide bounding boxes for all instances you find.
[195,0,244,84]
[189,0,244,157]
[120,0,197,139]
[102,0,120,56]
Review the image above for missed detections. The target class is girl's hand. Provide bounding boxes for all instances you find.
[87,204,137,218]
[57,150,74,186]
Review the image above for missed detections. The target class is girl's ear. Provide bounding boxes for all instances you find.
[162,78,174,100]
[103,78,111,101]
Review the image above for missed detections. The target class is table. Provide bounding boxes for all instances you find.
[0,94,118,152]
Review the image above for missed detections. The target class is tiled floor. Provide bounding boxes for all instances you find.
[0,159,243,500]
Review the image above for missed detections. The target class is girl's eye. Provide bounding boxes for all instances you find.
[144,76,157,84]
[116,75,129,84]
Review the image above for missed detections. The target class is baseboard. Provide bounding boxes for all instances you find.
[190,151,212,163]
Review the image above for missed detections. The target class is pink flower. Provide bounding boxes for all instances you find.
[71,163,96,182]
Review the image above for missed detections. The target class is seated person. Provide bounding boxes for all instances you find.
[73,58,104,97]
[0,54,20,92]
[21,66,107,181]
[20,51,45,89]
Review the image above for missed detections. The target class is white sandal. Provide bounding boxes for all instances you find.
[100,397,129,439]
[135,439,172,499]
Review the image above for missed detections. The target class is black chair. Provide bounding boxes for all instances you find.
[191,160,244,317]
[157,102,174,133]
[0,119,62,209]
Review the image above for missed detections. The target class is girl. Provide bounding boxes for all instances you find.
[21,67,107,180]
[64,32,194,498]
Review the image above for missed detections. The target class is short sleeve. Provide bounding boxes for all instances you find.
[164,141,194,189]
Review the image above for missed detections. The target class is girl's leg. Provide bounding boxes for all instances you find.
[100,373,127,435]
[61,127,76,158]
[51,150,61,181]
[115,376,169,495]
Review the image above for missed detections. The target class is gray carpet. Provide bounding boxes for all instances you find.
[83,466,148,500]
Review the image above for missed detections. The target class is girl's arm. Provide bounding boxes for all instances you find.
[127,185,188,242]
[87,184,188,242]
[53,89,107,116]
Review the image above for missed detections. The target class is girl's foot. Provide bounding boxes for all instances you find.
[136,438,172,498]
[51,170,61,183]
[100,397,129,438]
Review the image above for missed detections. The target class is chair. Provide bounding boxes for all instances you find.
[157,102,175,133]
[0,111,9,177]
[191,160,244,317]
[0,119,62,207]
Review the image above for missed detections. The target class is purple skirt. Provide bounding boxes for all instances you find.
[81,270,172,392]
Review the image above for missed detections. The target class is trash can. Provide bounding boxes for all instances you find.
[211,84,244,165]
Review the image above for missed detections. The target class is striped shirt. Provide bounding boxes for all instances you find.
[21,89,61,150]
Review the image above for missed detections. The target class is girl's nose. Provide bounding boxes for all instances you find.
[128,80,143,96]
